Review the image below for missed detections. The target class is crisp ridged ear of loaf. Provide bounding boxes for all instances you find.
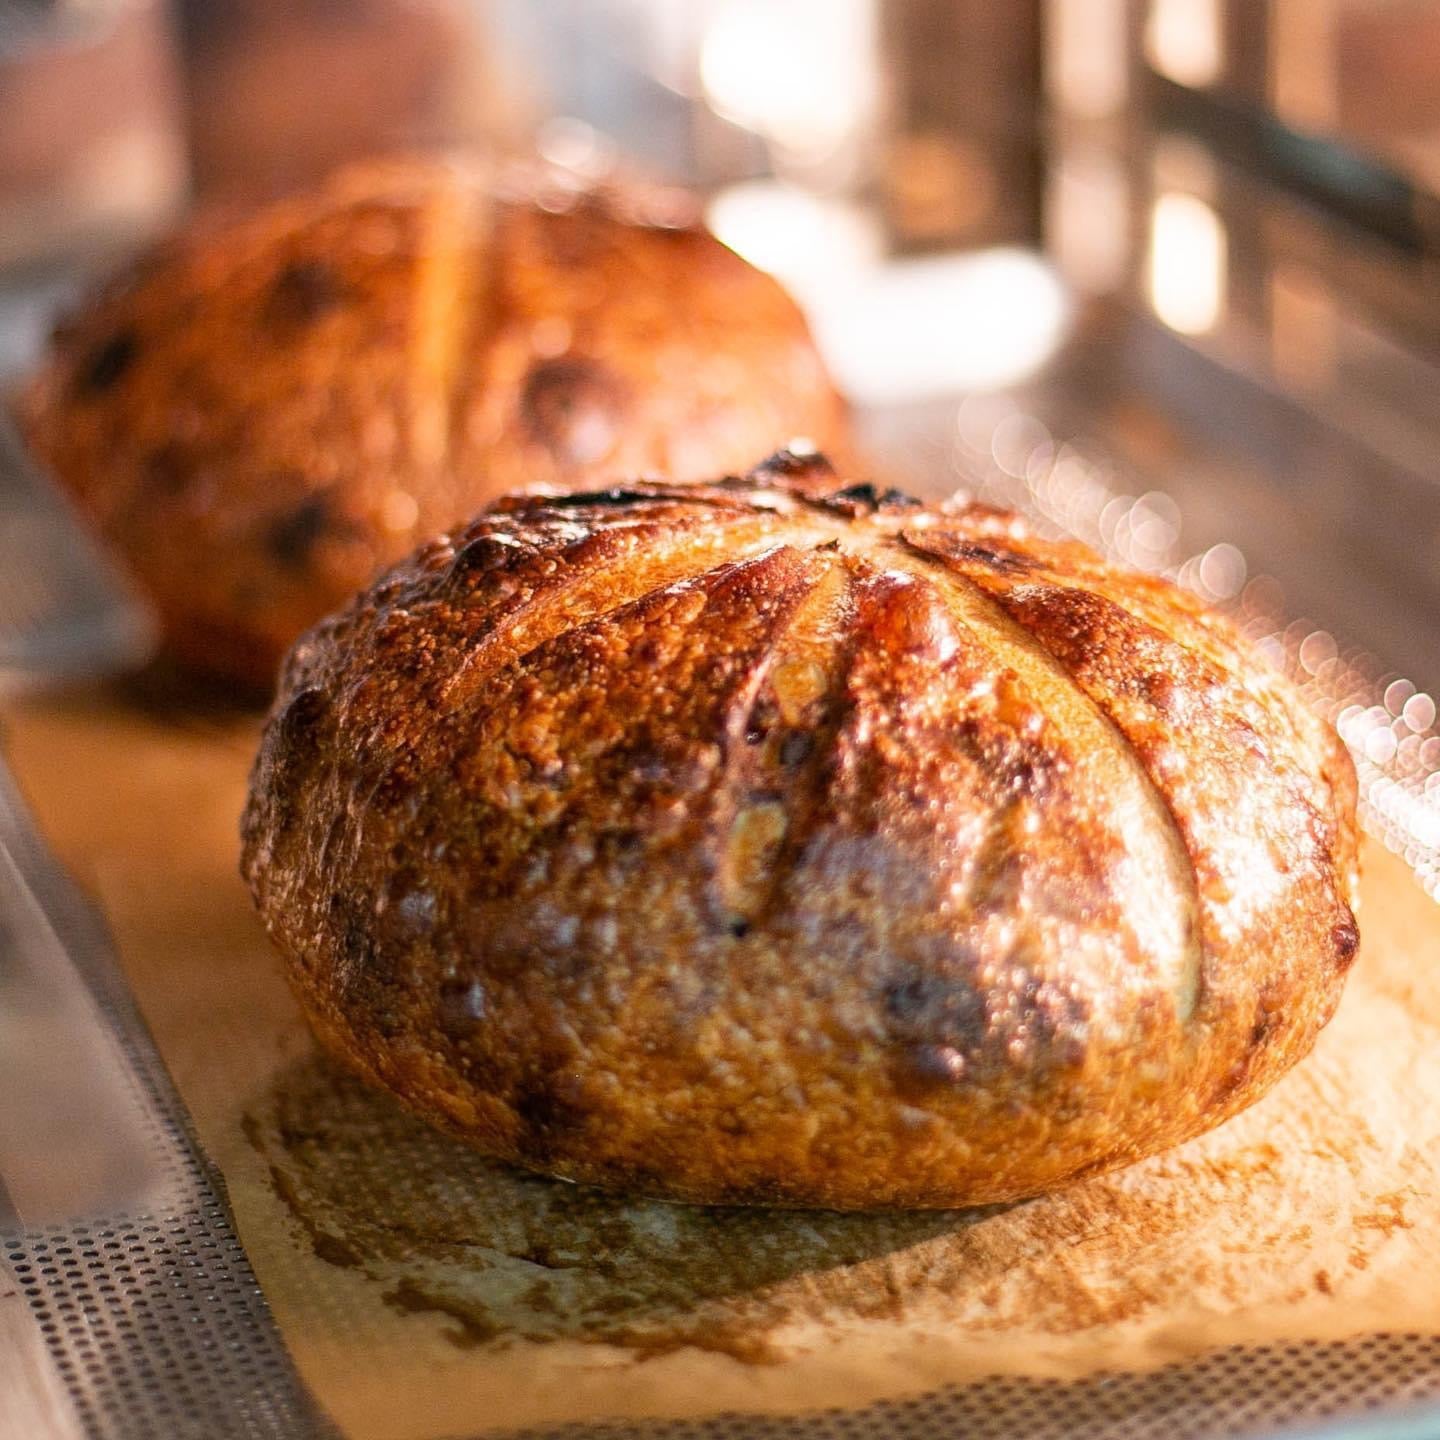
[18,158,848,691]
[241,452,1360,1210]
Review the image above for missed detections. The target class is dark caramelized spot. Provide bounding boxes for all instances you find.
[142,440,190,497]
[511,1073,587,1156]
[437,979,487,1034]
[743,697,776,747]
[1141,670,1180,713]
[884,975,938,1021]
[267,494,334,569]
[1004,582,1111,655]
[1331,915,1360,971]
[882,975,985,1050]
[778,730,813,767]
[1215,981,1287,1104]
[537,488,668,510]
[942,540,1037,577]
[265,259,345,327]
[263,687,333,833]
[749,448,836,486]
[817,481,924,517]
[1249,998,1281,1050]
[276,685,331,749]
[1213,1057,1250,1105]
[521,357,628,466]
[76,330,138,395]
[449,532,525,582]
[336,913,380,988]
[901,1043,968,1086]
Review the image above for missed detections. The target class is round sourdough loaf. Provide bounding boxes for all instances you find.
[241,453,1360,1209]
[19,159,846,691]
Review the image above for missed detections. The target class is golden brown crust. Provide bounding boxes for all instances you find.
[17,157,848,692]
[241,453,1361,1210]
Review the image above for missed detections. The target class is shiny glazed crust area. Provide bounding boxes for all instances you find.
[241,453,1361,1210]
[18,158,847,691]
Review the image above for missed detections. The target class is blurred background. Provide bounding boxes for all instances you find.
[2,0,1438,695]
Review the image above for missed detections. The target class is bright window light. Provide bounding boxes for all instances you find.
[1148,191,1226,335]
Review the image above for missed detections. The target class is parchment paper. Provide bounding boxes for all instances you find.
[4,687,1439,1440]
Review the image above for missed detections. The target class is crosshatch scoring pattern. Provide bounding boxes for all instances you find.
[7,401,1440,1440]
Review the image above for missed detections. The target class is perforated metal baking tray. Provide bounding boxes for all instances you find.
[0,755,337,1440]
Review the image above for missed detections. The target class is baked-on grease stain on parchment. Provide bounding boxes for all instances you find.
[243,1050,1422,1362]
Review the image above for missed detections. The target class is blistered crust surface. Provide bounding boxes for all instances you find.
[241,455,1360,1209]
[18,158,847,690]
